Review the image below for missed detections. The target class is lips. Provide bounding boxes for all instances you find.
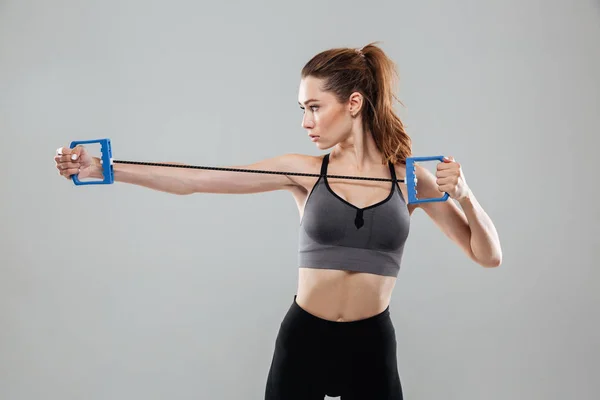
[309,135,320,142]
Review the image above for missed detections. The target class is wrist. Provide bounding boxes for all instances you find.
[457,187,474,206]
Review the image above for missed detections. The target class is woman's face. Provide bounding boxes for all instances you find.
[298,76,354,150]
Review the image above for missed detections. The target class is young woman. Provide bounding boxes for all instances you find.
[54,43,502,399]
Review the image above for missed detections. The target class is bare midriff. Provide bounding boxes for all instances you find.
[295,267,397,322]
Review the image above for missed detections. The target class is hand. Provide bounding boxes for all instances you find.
[54,145,101,180]
[436,156,470,200]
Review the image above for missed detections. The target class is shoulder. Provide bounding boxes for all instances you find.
[392,160,407,178]
[281,152,322,166]
[277,153,324,190]
[278,153,323,174]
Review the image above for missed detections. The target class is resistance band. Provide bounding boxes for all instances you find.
[67,138,449,204]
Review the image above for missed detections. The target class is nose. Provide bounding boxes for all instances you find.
[302,112,314,129]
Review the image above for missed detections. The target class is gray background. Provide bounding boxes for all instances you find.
[1,0,599,399]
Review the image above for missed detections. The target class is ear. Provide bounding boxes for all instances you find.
[348,91,364,117]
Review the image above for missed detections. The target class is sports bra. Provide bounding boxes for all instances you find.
[298,153,410,278]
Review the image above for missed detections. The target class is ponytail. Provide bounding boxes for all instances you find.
[361,43,412,164]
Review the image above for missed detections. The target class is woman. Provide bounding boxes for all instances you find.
[54,43,502,399]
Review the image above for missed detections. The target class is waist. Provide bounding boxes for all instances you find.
[286,295,393,332]
[296,267,396,322]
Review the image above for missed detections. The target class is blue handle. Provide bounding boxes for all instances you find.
[405,155,450,204]
[69,138,114,185]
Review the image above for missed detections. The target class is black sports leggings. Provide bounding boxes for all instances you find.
[265,296,403,399]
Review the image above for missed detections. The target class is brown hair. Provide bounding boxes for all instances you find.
[301,42,412,165]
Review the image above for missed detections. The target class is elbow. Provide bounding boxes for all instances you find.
[175,189,196,195]
[481,254,502,268]
[165,187,195,195]
[469,247,502,268]
[174,182,199,195]
[483,259,502,268]
[469,240,502,268]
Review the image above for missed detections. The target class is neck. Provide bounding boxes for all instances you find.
[331,125,382,171]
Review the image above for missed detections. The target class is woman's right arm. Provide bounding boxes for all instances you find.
[55,145,309,195]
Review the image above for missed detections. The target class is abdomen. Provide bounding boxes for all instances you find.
[295,268,397,322]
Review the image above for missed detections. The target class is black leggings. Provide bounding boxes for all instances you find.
[265,296,403,399]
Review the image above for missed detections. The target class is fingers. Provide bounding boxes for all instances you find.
[71,145,85,159]
[435,169,455,178]
[436,162,459,171]
[56,146,71,156]
[436,176,458,186]
[55,150,81,180]
[56,161,80,170]
[58,167,80,179]
[56,162,80,178]
[55,145,87,179]
[56,145,84,157]
[54,154,80,163]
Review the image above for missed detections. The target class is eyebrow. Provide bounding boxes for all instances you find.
[298,99,319,106]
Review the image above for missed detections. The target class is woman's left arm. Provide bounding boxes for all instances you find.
[411,156,503,268]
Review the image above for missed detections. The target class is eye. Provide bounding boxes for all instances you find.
[299,105,319,113]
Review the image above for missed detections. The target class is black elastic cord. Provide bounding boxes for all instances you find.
[113,160,405,183]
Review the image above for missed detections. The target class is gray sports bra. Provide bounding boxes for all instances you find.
[298,153,410,278]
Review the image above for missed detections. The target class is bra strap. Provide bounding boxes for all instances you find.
[388,160,397,181]
[320,153,330,177]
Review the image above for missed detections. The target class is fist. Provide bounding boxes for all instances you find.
[54,145,100,180]
[435,156,469,200]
